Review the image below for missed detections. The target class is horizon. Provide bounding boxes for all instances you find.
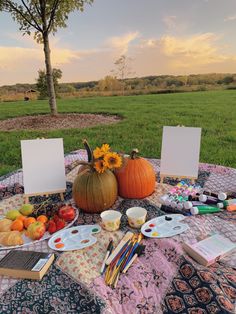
[1,0,236,85]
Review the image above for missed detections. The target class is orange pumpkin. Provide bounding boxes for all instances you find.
[115,149,156,199]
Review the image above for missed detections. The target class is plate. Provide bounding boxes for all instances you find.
[141,214,189,238]
[48,224,101,251]
[0,207,79,250]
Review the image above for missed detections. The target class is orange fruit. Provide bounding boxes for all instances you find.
[24,217,36,229]
[11,219,24,232]
[36,215,48,224]
[16,215,26,222]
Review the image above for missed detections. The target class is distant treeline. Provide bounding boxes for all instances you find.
[1,73,236,101]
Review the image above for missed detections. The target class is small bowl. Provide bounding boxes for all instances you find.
[100,210,122,232]
[126,207,147,229]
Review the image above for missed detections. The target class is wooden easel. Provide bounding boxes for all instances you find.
[24,189,65,204]
[159,174,196,184]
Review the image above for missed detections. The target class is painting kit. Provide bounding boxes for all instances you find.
[103,232,144,288]
[48,224,101,251]
[183,234,236,266]
[141,214,189,238]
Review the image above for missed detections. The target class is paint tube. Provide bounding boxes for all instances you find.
[217,198,236,209]
[227,204,236,211]
[184,201,205,210]
[199,194,219,205]
[190,205,221,215]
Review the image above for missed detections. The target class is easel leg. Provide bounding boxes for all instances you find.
[60,193,65,201]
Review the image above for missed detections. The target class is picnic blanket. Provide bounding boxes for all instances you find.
[0,150,235,314]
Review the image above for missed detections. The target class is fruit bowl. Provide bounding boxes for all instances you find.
[0,205,79,250]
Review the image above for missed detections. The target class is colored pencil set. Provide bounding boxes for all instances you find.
[100,231,145,288]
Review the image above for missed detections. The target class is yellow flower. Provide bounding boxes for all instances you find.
[101,144,110,154]
[94,160,106,173]
[93,147,104,159]
[104,152,122,169]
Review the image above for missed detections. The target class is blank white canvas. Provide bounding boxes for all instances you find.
[160,126,201,178]
[21,138,66,195]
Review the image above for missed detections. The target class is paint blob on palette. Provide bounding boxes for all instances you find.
[48,225,101,251]
[141,214,188,238]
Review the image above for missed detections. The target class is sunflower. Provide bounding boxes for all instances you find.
[101,144,110,154]
[104,152,122,169]
[93,147,104,159]
[94,160,107,173]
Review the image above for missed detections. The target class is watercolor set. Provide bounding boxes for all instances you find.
[48,224,101,251]
[141,214,189,238]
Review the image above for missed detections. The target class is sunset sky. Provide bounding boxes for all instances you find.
[0,0,236,85]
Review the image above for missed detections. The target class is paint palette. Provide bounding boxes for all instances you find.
[48,224,101,251]
[141,214,189,238]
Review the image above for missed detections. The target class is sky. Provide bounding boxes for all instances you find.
[0,0,236,85]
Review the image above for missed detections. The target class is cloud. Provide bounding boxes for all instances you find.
[162,15,177,30]
[224,15,236,21]
[107,31,140,54]
[1,31,236,85]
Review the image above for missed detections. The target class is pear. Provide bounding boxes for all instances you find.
[20,204,34,216]
[6,209,21,221]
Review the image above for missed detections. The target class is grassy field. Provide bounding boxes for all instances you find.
[0,90,236,177]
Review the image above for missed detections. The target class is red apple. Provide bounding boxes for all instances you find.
[58,205,75,222]
[27,221,46,240]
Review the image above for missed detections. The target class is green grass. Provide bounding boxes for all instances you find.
[0,90,236,177]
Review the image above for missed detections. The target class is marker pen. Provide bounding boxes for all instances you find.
[190,205,221,215]
[217,198,236,209]
[199,194,219,205]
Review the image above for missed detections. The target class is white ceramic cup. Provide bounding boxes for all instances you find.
[100,210,122,231]
[126,207,147,228]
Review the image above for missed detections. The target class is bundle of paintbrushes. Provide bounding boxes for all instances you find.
[102,231,145,288]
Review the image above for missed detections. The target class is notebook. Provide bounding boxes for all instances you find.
[183,234,236,266]
[0,250,54,280]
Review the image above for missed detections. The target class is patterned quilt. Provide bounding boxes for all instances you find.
[0,150,235,314]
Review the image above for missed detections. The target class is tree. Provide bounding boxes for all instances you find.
[0,0,93,115]
[36,68,62,99]
[98,76,122,92]
[111,55,134,95]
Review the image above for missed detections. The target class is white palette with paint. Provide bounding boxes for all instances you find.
[141,214,189,238]
[48,224,101,251]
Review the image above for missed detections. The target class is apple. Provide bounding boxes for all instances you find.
[20,203,34,216]
[58,205,75,222]
[27,221,46,240]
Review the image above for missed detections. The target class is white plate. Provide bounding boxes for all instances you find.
[0,207,79,250]
[141,214,189,238]
[48,224,101,251]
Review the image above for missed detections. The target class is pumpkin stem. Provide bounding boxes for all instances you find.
[130,148,139,159]
[83,139,93,162]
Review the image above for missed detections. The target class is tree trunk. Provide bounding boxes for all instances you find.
[43,33,58,115]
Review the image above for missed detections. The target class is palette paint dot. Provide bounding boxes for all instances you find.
[71,230,78,234]
[54,237,61,243]
[152,232,159,237]
[145,229,152,233]
[149,224,155,227]
[55,243,64,249]
[92,228,99,233]
[81,239,90,244]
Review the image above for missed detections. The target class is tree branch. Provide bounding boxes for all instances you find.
[21,0,42,32]
[46,0,60,33]
[5,0,42,32]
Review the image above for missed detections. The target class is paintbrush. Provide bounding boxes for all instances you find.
[100,240,113,274]
[123,245,145,273]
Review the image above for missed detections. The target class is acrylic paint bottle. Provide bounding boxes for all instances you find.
[217,199,236,209]
[190,205,221,215]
